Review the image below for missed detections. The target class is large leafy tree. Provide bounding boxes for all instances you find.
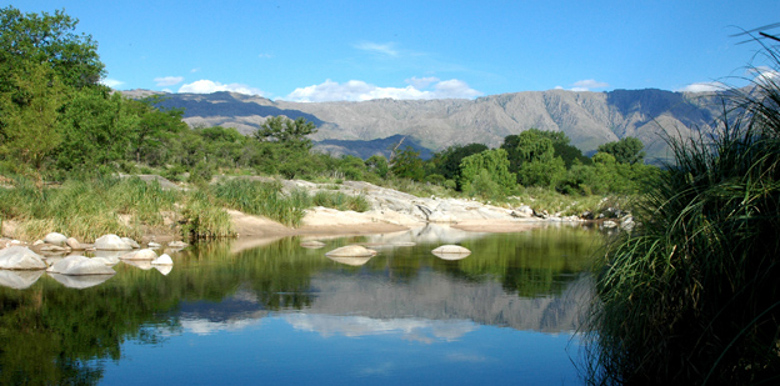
[430,143,488,187]
[459,148,516,196]
[0,6,103,91]
[0,62,66,172]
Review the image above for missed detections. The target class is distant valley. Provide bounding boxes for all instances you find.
[124,88,726,162]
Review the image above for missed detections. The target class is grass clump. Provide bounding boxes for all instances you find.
[210,179,308,227]
[312,190,370,212]
[585,44,780,385]
[180,190,233,240]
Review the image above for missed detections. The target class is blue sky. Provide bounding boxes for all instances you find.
[12,0,780,101]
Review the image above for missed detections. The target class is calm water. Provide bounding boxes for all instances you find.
[0,225,602,385]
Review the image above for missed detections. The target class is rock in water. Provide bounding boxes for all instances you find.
[300,240,326,249]
[431,245,471,260]
[43,232,68,246]
[325,245,377,257]
[151,254,173,266]
[120,249,158,261]
[0,246,47,270]
[66,237,82,250]
[47,255,116,276]
[94,234,133,251]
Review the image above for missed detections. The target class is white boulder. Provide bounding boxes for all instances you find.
[151,254,173,266]
[0,246,47,270]
[94,234,133,251]
[120,249,158,261]
[431,245,471,260]
[43,232,68,246]
[325,245,377,258]
[46,255,116,276]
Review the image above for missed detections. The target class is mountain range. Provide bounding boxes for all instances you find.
[123,88,727,162]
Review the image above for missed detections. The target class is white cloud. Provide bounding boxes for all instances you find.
[677,81,726,93]
[178,79,265,96]
[154,76,184,87]
[258,53,274,59]
[284,78,482,102]
[432,79,482,99]
[100,78,124,88]
[355,41,398,56]
[406,76,440,89]
[190,68,200,73]
[570,79,609,92]
[749,66,780,85]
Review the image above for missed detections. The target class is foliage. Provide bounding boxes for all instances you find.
[0,6,103,91]
[585,44,780,385]
[597,136,646,164]
[390,146,425,181]
[365,155,389,178]
[429,143,488,188]
[254,116,317,151]
[0,62,65,174]
[459,148,516,197]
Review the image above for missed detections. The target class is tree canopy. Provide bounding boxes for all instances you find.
[597,136,646,164]
[0,6,103,91]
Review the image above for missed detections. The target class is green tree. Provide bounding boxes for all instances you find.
[597,136,645,164]
[430,143,488,188]
[254,116,317,151]
[0,6,103,91]
[459,148,516,197]
[365,155,389,178]
[125,96,186,164]
[390,146,425,181]
[0,62,66,173]
[501,129,555,173]
[501,130,567,187]
[56,89,140,172]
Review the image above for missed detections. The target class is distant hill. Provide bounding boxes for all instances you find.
[124,88,726,162]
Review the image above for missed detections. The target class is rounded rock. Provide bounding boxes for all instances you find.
[43,232,68,246]
[94,234,133,251]
[120,249,158,261]
[0,246,47,270]
[325,245,377,258]
[431,245,471,260]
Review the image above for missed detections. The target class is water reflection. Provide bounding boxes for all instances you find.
[0,224,601,385]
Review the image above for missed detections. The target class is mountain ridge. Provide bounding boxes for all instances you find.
[123,88,725,162]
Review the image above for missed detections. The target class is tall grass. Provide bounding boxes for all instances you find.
[0,176,180,241]
[210,179,308,227]
[180,190,234,240]
[585,44,780,385]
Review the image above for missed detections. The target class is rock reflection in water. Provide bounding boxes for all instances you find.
[48,273,114,289]
[0,270,43,289]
